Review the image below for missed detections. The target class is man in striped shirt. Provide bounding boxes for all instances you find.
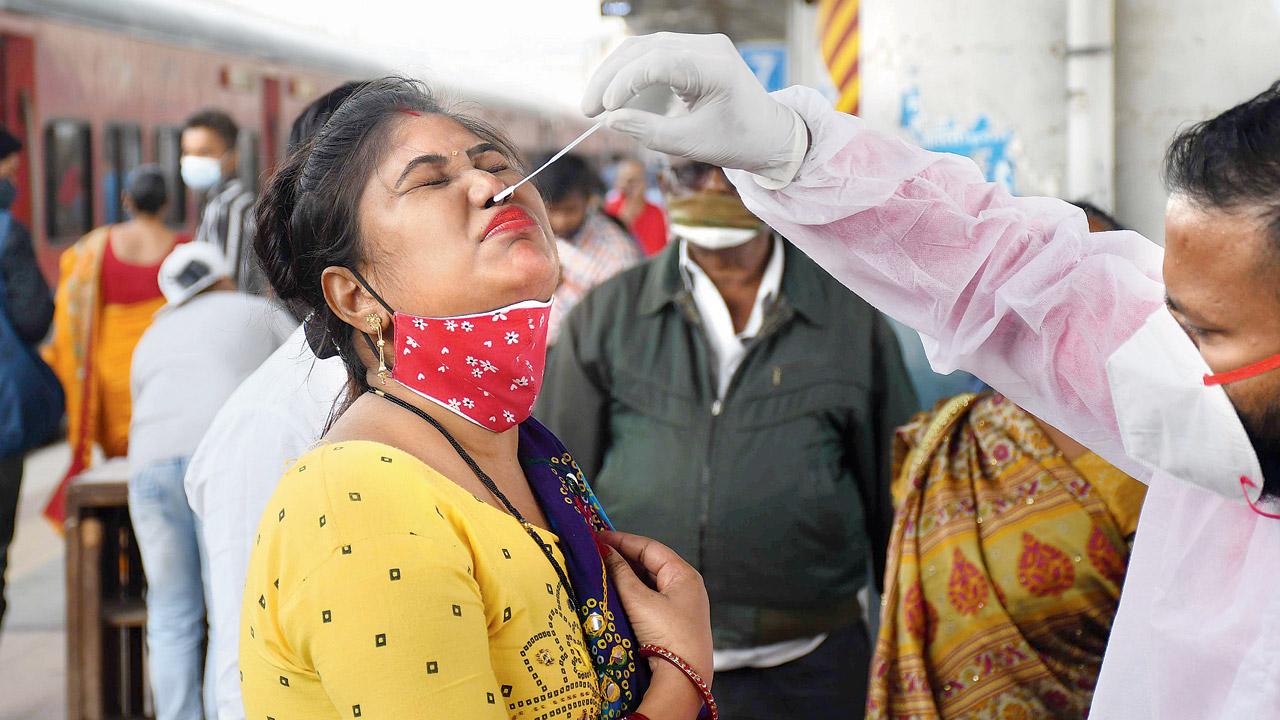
[181,109,265,294]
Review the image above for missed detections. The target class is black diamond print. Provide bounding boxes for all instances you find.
[375,633,387,647]
[353,705,362,717]
[322,609,332,623]
[258,594,266,609]
[426,661,439,674]
[319,515,326,527]
[451,604,462,617]
[249,626,255,638]
[435,506,444,518]
[546,583,554,595]
[298,465,306,472]
[273,578,279,589]
[501,684,513,698]
[503,607,512,623]
[389,568,401,581]
[278,508,285,521]
[348,492,361,502]
[502,548,511,559]
[486,692,495,704]
[279,675,289,687]
[342,545,352,555]
[380,456,392,463]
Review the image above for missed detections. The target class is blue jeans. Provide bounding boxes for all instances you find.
[129,457,213,720]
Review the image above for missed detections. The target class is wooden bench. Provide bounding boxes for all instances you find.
[64,458,151,720]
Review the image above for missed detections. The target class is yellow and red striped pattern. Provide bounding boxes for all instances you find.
[818,0,860,114]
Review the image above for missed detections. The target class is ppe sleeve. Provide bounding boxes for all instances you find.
[727,86,1167,482]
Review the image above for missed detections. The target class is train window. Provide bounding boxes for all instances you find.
[152,127,186,227]
[44,120,93,244]
[103,123,142,224]
[238,130,260,193]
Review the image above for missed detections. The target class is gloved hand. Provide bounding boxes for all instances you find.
[582,32,809,187]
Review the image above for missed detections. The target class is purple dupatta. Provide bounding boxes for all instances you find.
[519,417,651,719]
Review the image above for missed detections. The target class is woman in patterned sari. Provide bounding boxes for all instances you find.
[867,392,1147,719]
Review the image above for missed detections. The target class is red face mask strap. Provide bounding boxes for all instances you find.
[1203,353,1280,386]
[1240,476,1280,519]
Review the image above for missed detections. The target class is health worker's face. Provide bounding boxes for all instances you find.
[1164,193,1280,489]
[355,114,559,318]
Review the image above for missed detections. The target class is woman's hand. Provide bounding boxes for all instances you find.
[600,530,712,680]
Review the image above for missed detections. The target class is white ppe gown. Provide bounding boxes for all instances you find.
[726,86,1279,719]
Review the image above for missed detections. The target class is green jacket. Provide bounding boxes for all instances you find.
[539,240,918,650]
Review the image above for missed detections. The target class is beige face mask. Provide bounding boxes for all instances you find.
[667,192,765,249]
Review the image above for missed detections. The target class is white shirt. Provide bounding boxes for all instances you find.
[129,291,295,468]
[730,86,1279,717]
[184,325,348,720]
[679,235,828,671]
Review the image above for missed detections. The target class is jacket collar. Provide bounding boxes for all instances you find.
[638,234,825,327]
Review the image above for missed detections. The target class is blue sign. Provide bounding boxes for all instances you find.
[738,43,788,93]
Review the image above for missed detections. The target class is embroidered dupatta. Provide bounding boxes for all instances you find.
[519,417,651,719]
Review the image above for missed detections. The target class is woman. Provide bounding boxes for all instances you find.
[241,78,713,720]
[43,165,186,524]
[867,392,1147,719]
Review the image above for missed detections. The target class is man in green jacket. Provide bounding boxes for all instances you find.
[539,161,917,719]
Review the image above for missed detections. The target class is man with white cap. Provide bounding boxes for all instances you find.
[583,33,1280,717]
[128,242,293,719]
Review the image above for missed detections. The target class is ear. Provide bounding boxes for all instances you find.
[320,266,390,337]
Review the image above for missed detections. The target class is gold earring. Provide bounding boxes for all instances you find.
[367,314,388,385]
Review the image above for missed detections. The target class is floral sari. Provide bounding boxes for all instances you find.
[867,393,1146,719]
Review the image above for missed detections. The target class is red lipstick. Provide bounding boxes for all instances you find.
[483,206,537,241]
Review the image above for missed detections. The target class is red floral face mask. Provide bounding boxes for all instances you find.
[353,270,552,433]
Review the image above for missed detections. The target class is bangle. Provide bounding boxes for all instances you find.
[638,644,718,720]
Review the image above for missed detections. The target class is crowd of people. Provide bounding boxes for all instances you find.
[0,29,1276,720]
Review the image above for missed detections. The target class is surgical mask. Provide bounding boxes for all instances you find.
[667,191,764,250]
[180,155,222,191]
[353,269,552,433]
[0,179,17,210]
[1107,309,1273,516]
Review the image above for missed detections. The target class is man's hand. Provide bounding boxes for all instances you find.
[582,32,807,185]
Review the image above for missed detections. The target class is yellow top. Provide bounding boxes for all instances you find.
[240,440,603,720]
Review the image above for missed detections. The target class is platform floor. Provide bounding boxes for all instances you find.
[1,443,70,720]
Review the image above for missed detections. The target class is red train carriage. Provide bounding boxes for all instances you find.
[0,0,622,287]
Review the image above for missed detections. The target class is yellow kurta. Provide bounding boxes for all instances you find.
[240,440,604,720]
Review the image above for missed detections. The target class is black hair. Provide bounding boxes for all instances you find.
[184,109,239,151]
[288,81,366,153]
[1069,199,1125,232]
[529,151,603,204]
[1164,80,1280,247]
[255,76,521,410]
[0,126,21,161]
[124,164,168,215]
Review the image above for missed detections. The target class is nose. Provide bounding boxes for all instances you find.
[469,168,509,209]
[699,168,734,193]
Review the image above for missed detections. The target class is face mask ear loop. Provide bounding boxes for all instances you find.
[1240,476,1280,519]
[348,266,396,383]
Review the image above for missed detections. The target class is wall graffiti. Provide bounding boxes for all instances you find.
[900,86,1016,192]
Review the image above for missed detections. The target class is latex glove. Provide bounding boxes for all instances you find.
[582,32,809,188]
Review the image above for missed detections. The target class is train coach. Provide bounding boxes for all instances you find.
[0,0,618,285]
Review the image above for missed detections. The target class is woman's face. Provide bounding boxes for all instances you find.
[356,114,559,317]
